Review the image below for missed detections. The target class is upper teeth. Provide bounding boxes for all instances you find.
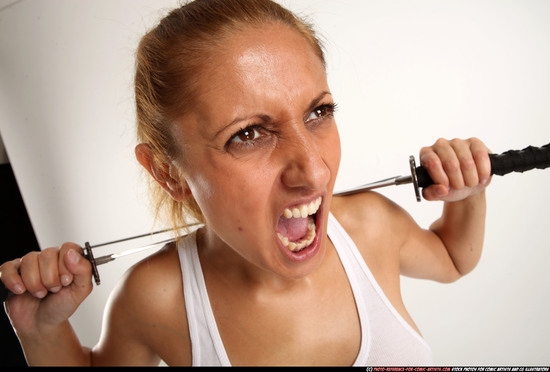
[283,196,322,219]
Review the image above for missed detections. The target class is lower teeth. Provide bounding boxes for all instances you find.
[277,216,316,252]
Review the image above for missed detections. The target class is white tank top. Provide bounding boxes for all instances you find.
[177,213,434,366]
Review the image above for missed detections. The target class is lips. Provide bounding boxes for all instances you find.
[276,196,322,252]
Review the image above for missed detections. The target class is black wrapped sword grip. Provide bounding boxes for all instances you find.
[415,143,550,189]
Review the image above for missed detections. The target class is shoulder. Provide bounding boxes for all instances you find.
[94,241,191,365]
[330,191,412,239]
[329,192,417,276]
[111,241,188,333]
[115,241,185,310]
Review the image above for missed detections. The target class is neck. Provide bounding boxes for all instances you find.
[196,226,322,294]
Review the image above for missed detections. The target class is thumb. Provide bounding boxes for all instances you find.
[63,248,93,296]
[422,184,449,201]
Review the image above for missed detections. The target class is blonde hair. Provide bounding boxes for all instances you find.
[134,0,326,231]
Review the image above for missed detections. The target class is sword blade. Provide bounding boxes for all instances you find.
[334,175,413,196]
[89,226,197,249]
[116,237,175,259]
[92,237,176,266]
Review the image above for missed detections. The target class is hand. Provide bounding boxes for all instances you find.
[419,138,491,202]
[1,243,93,334]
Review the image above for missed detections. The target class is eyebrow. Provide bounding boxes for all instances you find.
[212,90,332,140]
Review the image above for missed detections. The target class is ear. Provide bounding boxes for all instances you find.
[135,143,191,202]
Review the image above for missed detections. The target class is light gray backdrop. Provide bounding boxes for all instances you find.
[1,0,549,365]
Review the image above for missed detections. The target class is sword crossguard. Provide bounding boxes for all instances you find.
[84,242,101,285]
[409,156,422,202]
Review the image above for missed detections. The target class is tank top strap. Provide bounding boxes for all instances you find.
[177,231,231,366]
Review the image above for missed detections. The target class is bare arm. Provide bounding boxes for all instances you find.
[400,138,491,282]
[429,190,487,276]
[2,244,93,366]
[16,321,92,366]
[90,245,191,366]
[2,242,191,366]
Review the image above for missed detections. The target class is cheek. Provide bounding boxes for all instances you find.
[187,163,275,229]
[185,171,215,208]
[325,125,342,178]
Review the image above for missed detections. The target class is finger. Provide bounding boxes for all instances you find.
[420,142,453,200]
[469,138,492,184]
[19,252,48,299]
[434,139,467,190]
[449,139,479,188]
[37,248,62,294]
[419,143,449,187]
[0,259,26,295]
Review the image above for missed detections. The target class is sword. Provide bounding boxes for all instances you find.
[2,143,549,301]
[83,223,202,285]
[334,143,550,201]
[84,237,177,286]
[1,224,202,301]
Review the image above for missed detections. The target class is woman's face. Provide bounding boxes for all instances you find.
[172,23,341,279]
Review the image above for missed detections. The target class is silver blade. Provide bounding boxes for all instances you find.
[84,224,204,285]
[111,237,176,259]
[93,237,177,266]
[333,175,413,196]
[89,226,196,249]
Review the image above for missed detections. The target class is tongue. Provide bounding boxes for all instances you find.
[277,216,309,242]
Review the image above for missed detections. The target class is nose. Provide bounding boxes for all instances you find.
[279,130,331,191]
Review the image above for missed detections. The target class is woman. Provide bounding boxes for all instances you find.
[0,0,491,366]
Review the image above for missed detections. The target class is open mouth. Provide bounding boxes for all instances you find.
[276,196,322,252]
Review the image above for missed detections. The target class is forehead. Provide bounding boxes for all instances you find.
[188,23,328,123]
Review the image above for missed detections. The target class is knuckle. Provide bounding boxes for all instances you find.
[468,136,481,145]
[433,137,448,149]
[19,251,38,267]
[0,260,10,272]
[449,138,461,146]
[435,137,447,145]
[0,262,16,284]
[40,247,60,261]
[419,145,431,156]
[470,138,487,153]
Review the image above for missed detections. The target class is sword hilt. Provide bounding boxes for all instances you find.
[1,244,100,303]
[412,143,550,201]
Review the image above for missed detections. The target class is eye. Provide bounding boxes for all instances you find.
[306,103,337,123]
[229,126,261,144]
